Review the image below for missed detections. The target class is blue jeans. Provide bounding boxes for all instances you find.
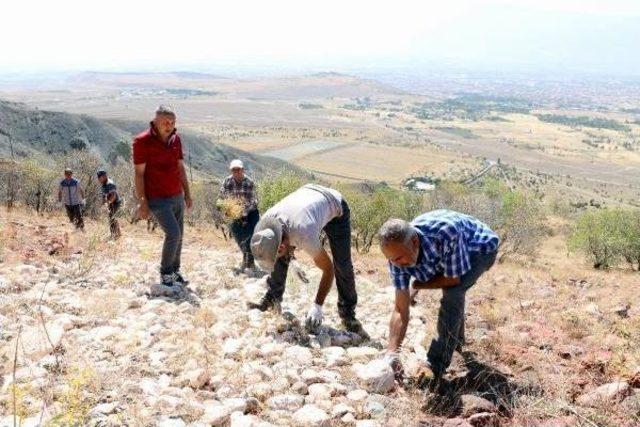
[148,194,184,275]
[426,250,497,375]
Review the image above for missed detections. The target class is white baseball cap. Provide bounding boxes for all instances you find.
[229,159,244,170]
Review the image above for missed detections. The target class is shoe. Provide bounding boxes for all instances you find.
[173,271,189,285]
[161,274,176,287]
[341,316,370,339]
[247,294,281,313]
[416,366,444,393]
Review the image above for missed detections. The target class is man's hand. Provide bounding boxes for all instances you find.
[305,303,324,332]
[382,351,404,380]
[137,200,150,220]
[185,196,193,210]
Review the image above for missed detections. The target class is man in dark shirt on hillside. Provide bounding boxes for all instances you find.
[97,170,121,240]
[133,105,193,288]
[219,159,260,273]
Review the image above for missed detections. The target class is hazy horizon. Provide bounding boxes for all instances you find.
[2,0,640,80]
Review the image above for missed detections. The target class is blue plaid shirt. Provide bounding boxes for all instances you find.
[389,210,500,290]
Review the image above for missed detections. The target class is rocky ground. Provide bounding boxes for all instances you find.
[0,209,639,426]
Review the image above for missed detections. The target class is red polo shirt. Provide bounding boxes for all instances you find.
[132,123,184,199]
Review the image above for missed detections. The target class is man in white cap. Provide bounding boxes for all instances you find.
[248,184,367,336]
[219,159,260,272]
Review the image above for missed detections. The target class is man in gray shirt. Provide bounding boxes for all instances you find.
[249,184,366,336]
[58,168,85,231]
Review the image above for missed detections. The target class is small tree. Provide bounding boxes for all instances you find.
[569,208,638,269]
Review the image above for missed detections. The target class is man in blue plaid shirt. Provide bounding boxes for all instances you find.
[379,209,499,389]
[219,159,260,272]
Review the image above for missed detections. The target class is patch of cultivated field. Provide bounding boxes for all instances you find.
[288,142,477,184]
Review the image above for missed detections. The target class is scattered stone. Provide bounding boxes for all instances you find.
[307,383,333,401]
[353,360,395,394]
[156,417,187,427]
[467,412,499,427]
[346,346,380,361]
[363,399,385,418]
[267,394,305,411]
[459,394,497,417]
[201,402,231,426]
[184,368,210,390]
[291,381,308,395]
[284,346,314,365]
[347,389,369,402]
[292,404,330,427]
[341,413,357,424]
[576,381,632,407]
[443,419,474,427]
[331,403,355,417]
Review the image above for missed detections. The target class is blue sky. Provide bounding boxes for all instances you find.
[2,0,639,77]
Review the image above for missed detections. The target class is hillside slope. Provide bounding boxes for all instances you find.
[0,100,292,179]
[0,211,639,426]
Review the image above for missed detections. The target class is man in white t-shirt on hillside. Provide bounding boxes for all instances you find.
[248,184,367,336]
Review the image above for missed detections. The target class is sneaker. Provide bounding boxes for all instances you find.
[173,271,189,285]
[341,316,370,339]
[161,274,176,287]
[247,294,281,313]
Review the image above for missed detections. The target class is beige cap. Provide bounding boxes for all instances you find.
[250,217,283,273]
[229,159,244,170]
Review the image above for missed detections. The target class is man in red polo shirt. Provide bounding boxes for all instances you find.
[133,105,193,288]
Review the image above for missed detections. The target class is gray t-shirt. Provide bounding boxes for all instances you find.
[262,184,343,257]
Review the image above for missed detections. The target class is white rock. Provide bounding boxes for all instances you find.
[576,381,632,407]
[284,346,314,365]
[363,399,386,418]
[353,360,395,394]
[230,412,276,427]
[307,384,333,401]
[292,404,330,427]
[156,416,187,427]
[267,394,305,411]
[346,347,380,361]
[223,338,243,358]
[332,403,356,417]
[342,413,357,425]
[347,389,369,402]
[201,402,231,426]
[223,398,248,414]
[183,368,210,389]
[322,347,349,367]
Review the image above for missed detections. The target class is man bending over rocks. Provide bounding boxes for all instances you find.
[133,105,193,288]
[379,210,499,389]
[248,184,367,336]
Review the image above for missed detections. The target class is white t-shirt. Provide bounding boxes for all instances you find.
[262,184,343,257]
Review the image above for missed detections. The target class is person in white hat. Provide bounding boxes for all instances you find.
[248,183,367,337]
[219,159,260,272]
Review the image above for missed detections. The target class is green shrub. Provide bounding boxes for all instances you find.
[569,208,640,269]
[341,184,423,253]
[257,169,306,213]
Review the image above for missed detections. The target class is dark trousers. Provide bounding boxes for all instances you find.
[148,195,184,275]
[65,204,84,230]
[265,200,358,319]
[108,201,122,238]
[427,251,497,375]
[230,209,260,268]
